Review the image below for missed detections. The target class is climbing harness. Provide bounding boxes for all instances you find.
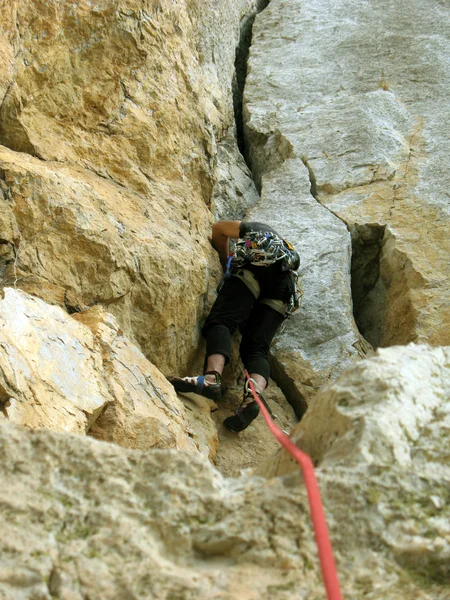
[244,370,343,600]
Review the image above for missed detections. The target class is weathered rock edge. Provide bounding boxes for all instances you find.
[261,344,450,595]
[0,287,208,456]
[0,420,319,600]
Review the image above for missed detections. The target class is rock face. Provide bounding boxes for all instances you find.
[262,344,450,596]
[0,421,319,600]
[0,0,450,599]
[1,345,449,599]
[0,0,259,377]
[244,0,450,358]
[0,288,200,454]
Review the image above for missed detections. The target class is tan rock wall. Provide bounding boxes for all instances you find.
[0,0,225,195]
[0,146,219,374]
[0,0,258,378]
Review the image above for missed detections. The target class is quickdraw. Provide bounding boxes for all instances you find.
[287,270,304,317]
[232,231,298,268]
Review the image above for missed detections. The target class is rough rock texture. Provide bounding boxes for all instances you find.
[0,146,219,376]
[262,344,450,597]
[0,288,200,454]
[2,344,450,599]
[0,0,247,193]
[211,134,259,221]
[0,0,450,598]
[0,421,320,600]
[177,393,219,463]
[244,0,450,354]
[0,0,260,377]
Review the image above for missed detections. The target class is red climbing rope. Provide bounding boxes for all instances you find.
[244,370,343,600]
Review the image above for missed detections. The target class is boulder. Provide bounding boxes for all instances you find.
[0,288,200,454]
[262,344,450,595]
[0,420,319,600]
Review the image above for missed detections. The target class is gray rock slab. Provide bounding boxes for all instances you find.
[245,0,450,202]
[244,0,450,349]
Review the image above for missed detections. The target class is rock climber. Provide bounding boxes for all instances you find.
[169,220,300,432]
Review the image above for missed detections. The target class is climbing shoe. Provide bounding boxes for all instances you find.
[223,395,260,432]
[223,378,267,432]
[169,371,223,402]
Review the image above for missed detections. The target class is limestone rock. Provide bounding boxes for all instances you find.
[0,421,320,600]
[73,305,200,454]
[0,288,109,433]
[0,288,199,454]
[0,146,219,377]
[212,133,259,221]
[0,0,251,195]
[244,0,450,351]
[177,393,219,463]
[1,345,449,599]
[263,345,450,596]
[0,0,260,379]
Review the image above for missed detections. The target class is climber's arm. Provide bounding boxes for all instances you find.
[211,221,241,267]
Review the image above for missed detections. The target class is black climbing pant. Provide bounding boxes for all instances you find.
[201,274,288,383]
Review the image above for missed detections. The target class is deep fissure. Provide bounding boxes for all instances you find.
[349,223,386,348]
[301,156,318,199]
[299,159,390,350]
[233,0,270,160]
[231,0,310,420]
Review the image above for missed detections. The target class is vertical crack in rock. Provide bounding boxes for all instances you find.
[269,356,308,419]
[233,0,270,160]
[299,157,386,352]
[349,223,386,349]
[300,156,318,199]
[230,1,313,421]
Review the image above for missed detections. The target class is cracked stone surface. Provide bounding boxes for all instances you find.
[0,420,320,600]
[245,158,371,412]
[211,133,260,221]
[1,345,450,599]
[244,0,450,350]
[0,1,449,598]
